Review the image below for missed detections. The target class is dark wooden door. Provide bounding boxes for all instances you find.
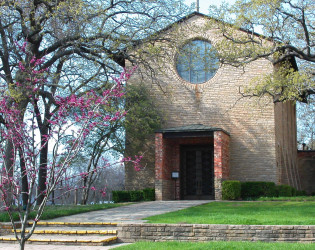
[181,145,213,199]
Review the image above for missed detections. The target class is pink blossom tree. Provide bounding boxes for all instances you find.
[0,49,136,250]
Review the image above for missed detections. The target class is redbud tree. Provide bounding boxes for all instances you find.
[0,45,138,250]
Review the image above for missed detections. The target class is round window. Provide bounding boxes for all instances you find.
[176,40,219,84]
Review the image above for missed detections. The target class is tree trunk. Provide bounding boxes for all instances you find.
[19,238,26,250]
[37,131,48,205]
[19,148,29,209]
[4,140,14,206]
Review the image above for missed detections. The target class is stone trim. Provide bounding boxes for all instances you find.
[117,223,315,243]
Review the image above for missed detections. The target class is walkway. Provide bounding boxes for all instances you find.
[0,200,212,250]
[48,200,211,223]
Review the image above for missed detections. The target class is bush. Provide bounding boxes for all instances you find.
[241,182,277,199]
[296,190,307,196]
[130,191,144,202]
[143,188,155,201]
[277,185,293,197]
[222,180,241,200]
[112,191,131,203]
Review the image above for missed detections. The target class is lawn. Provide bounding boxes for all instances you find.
[116,241,315,250]
[0,203,129,222]
[144,201,315,225]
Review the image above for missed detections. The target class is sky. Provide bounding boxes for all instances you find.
[184,0,236,14]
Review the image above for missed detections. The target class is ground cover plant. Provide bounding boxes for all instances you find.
[144,201,315,225]
[0,203,129,222]
[116,241,315,250]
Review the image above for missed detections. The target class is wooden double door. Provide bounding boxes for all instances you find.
[180,145,214,200]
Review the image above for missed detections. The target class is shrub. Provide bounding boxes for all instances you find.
[112,191,131,203]
[222,180,241,200]
[130,191,144,202]
[277,185,293,197]
[296,190,307,196]
[143,188,155,201]
[241,182,277,199]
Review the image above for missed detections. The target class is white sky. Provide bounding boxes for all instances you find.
[184,0,236,14]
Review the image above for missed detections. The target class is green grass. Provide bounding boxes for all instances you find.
[0,203,129,222]
[144,201,315,225]
[258,196,315,201]
[116,241,315,250]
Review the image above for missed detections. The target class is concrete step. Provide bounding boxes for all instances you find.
[0,234,118,246]
[0,222,119,246]
[13,227,117,235]
[28,221,118,227]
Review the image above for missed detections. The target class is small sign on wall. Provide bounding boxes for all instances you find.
[171,171,180,179]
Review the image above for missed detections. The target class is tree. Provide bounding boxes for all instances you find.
[0,0,191,204]
[208,0,314,102]
[0,56,132,250]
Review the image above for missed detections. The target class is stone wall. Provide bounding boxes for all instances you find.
[117,223,315,243]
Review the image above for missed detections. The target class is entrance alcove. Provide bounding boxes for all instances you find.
[155,124,230,200]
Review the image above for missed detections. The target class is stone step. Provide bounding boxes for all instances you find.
[0,234,118,246]
[13,227,117,235]
[27,221,117,227]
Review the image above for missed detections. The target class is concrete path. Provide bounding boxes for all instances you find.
[0,200,212,249]
[48,200,211,223]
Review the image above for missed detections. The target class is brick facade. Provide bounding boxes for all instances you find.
[154,129,229,200]
[124,13,300,198]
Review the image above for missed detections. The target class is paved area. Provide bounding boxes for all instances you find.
[0,200,212,249]
[0,242,132,249]
[48,200,212,223]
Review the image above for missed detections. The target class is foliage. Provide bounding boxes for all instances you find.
[0,57,134,249]
[112,191,132,203]
[112,188,155,203]
[277,184,295,197]
[115,241,315,250]
[143,188,155,201]
[144,201,315,225]
[208,0,314,102]
[130,190,144,202]
[222,180,241,200]
[0,1,190,249]
[0,0,190,210]
[125,84,164,156]
[240,182,277,199]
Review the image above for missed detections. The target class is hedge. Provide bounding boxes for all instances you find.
[112,189,155,203]
[222,180,241,200]
[143,188,155,201]
[277,185,294,197]
[112,190,131,203]
[130,191,143,202]
[241,182,277,199]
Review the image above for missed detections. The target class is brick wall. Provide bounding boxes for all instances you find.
[125,14,295,192]
[214,131,230,199]
[117,223,315,243]
[155,132,229,200]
